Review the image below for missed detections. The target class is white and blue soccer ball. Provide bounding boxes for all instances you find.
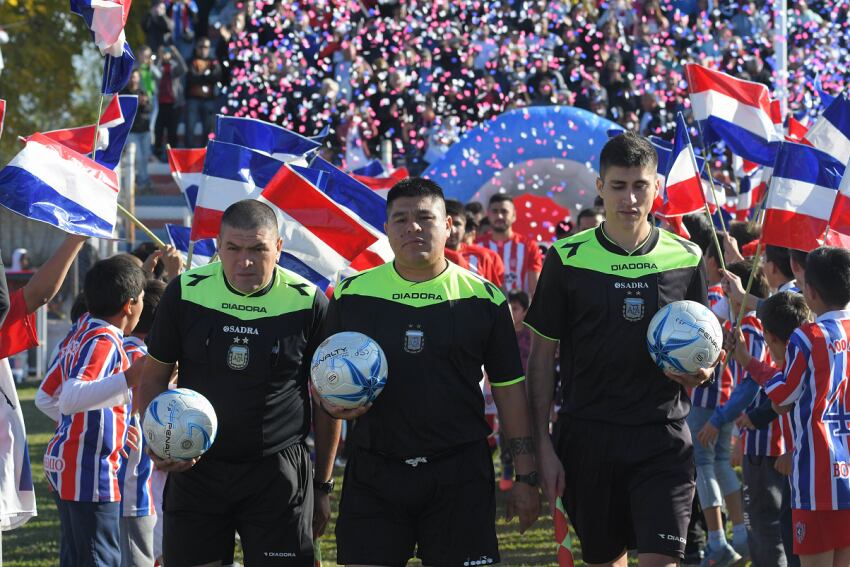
[143,388,218,461]
[311,332,388,409]
[646,300,723,374]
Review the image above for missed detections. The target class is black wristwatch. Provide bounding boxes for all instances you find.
[514,471,540,487]
[314,478,334,494]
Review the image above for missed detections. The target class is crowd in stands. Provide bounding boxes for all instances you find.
[123,0,849,190]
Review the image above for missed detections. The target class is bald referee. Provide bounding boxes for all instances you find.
[319,178,539,566]
[525,133,719,567]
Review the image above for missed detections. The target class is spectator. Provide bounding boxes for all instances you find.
[142,1,173,54]
[185,37,221,148]
[153,44,187,159]
[122,70,154,191]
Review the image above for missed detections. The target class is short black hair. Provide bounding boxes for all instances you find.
[790,248,809,271]
[705,232,726,264]
[84,257,146,318]
[728,220,760,249]
[386,177,445,213]
[465,212,479,233]
[577,206,605,223]
[488,193,514,207]
[757,291,811,342]
[220,199,279,235]
[464,201,484,215]
[764,245,794,281]
[681,213,713,255]
[806,246,850,308]
[508,289,530,311]
[133,279,166,335]
[726,259,769,299]
[131,242,164,278]
[599,132,658,179]
[445,199,465,220]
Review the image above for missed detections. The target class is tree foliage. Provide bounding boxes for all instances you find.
[0,0,147,163]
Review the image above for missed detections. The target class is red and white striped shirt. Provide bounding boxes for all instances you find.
[44,318,129,502]
[460,243,505,288]
[119,336,155,517]
[475,232,543,293]
[765,311,850,510]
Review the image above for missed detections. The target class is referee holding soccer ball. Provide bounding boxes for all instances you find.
[526,133,718,566]
[319,178,539,567]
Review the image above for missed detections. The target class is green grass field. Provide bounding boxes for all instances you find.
[6,384,621,566]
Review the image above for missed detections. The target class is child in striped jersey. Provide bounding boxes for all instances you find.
[119,278,165,567]
[734,247,850,563]
[728,290,811,567]
[691,261,767,566]
[43,257,146,567]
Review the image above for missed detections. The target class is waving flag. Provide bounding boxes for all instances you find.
[804,93,850,167]
[658,114,706,216]
[762,142,845,251]
[0,359,37,530]
[191,140,284,240]
[686,63,780,166]
[165,224,216,268]
[0,133,119,238]
[70,0,132,54]
[260,165,378,290]
[650,136,723,214]
[102,42,135,94]
[311,157,394,268]
[352,167,409,199]
[735,167,767,221]
[215,116,320,162]
[30,95,138,170]
[352,160,386,177]
[813,74,836,109]
[167,147,205,211]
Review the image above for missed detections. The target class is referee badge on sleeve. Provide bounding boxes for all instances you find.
[404,325,424,354]
[622,296,645,322]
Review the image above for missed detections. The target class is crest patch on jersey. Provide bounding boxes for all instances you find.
[404,326,424,354]
[622,296,645,322]
[227,337,250,370]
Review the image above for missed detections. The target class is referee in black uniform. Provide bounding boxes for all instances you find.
[137,200,340,566]
[319,178,539,567]
[526,133,719,567]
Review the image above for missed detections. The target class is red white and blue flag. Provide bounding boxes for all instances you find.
[260,164,378,290]
[167,147,205,211]
[805,93,850,168]
[657,113,707,217]
[215,116,321,163]
[191,140,283,240]
[761,141,845,251]
[686,63,781,167]
[70,0,135,94]
[165,224,216,268]
[0,133,120,238]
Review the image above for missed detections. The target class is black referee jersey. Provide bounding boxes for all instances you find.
[146,262,327,461]
[525,224,709,425]
[325,260,524,460]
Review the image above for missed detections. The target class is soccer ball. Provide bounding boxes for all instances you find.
[646,300,723,374]
[311,332,388,409]
[143,388,218,461]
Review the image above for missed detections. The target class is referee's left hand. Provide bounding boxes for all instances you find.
[664,350,725,389]
[506,481,540,533]
[313,492,331,539]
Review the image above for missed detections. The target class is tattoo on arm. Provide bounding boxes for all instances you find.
[508,436,534,457]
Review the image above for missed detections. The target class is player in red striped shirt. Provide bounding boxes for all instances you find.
[739,247,850,562]
[444,200,504,286]
[44,257,146,566]
[476,194,543,295]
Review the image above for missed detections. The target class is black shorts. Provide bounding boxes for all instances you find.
[163,442,313,567]
[336,440,499,567]
[554,416,695,564]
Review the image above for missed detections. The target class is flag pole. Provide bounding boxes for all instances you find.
[186,240,195,269]
[91,94,106,159]
[117,203,166,247]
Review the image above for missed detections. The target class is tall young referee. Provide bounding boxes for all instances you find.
[319,178,539,566]
[525,133,718,567]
